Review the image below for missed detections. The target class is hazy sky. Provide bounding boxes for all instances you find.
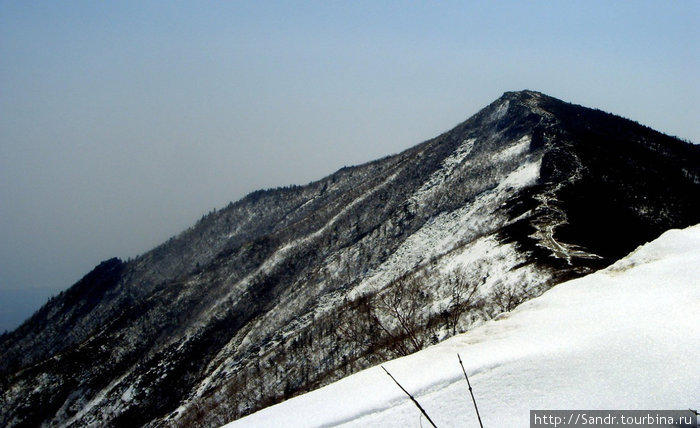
[1,1,698,331]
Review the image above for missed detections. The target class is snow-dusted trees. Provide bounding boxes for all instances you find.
[374,274,432,356]
[443,269,482,335]
[336,293,377,365]
[490,282,532,314]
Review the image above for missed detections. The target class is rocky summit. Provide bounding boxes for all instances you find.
[1,90,698,427]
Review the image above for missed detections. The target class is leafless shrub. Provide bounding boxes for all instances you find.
[490,281,532,314]
[443,269,483,335]
[374,274,432,356]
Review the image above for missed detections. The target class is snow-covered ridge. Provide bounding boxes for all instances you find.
[225,224,700,427]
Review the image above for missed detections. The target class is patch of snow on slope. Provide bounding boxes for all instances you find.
[224,224,700,427]
[60,369,133,427]
[410,138,475,205]
[492,135,530,163]
[500,154,539,188]
[434,234,544,299]
[353,159,541,297]
[491,99,510,121]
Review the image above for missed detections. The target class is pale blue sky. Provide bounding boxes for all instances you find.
[0,1,698,331]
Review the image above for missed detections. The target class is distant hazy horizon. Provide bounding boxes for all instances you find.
[1,1,698,332]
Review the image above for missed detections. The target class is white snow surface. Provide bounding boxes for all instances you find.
[352,157,541,298]
[224,225,700,427]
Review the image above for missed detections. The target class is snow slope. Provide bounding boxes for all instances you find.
[225,225,700,427]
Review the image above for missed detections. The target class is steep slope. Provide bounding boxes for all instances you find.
[226,224,700,427]
[1,91,698,427]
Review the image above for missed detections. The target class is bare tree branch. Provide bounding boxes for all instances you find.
[382,366,438,428]
[458,353,483,428]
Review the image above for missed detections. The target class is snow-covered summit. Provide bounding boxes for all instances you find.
[226,224,700,427]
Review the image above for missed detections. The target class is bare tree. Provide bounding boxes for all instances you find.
[375,274,431,356]
[490,281,531,314]
[335,293,377,363]
[444,269,483,335]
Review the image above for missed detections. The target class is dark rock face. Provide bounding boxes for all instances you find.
[1,91,698,427]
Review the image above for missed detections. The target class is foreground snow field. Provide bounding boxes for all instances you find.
[225,225,700,427]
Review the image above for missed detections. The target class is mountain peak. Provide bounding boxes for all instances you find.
[1,93,698,428]
[494,89,552,108]
[501,89,545,99]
